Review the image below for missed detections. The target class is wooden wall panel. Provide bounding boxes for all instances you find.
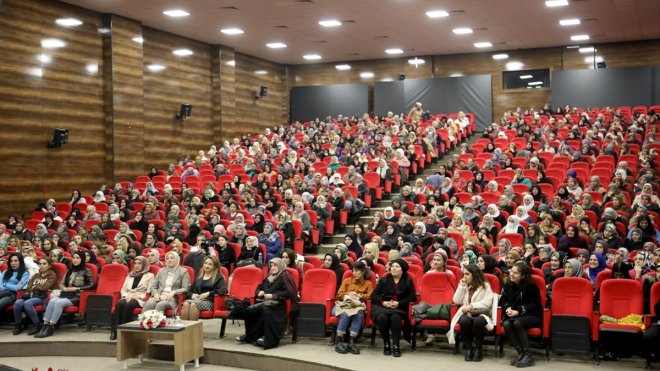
[104,15,144,183]
[562,40,660,71]
[0,0,104,219]
[230,53,288,139]
[142,27,213,167]
[210,46,235,144]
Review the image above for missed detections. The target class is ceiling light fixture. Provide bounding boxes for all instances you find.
[163,9,190,17]
[449,73,464,77]
[452,28,473,35]
[303,54,322,60]
[528,81,543,86]
[266,42,287,49]
[559,18,581,26]
[172,49,193,56]
[545,0,569,7]
[132,37,144,44]
[360,72,374,79]
[579,46,595,53]
[226,60,235,66]
[385,48,404,55]
[584,56,604,63]
[36,54,52,64]
[566,45,580,49]
[520,75,533,79]
[41,38,66,49]
[254,70,267,75]
[319,20,342,27]
[571,34,590,41]
[85,63,98,74]
[147,64,166,72]
[426,10,449,18]
[221,28,244,35]
[474,42,492,48]
[335,64,351,71]
[492,53,509,60]
[55,18,82,27]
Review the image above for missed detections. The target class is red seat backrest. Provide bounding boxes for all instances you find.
[551,277,593,317]
[651,282,660,318]
[484,273,500,294]
[301,269,337,303]
[420,272,456,305]
[229,266,263,300]
[95,263,129,295]
[600,279,643,318]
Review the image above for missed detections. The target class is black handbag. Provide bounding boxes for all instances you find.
[0,290,14,299]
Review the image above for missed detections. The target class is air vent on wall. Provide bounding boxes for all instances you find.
[221,6,238,10]
[474,27,488,31]
[274,25,289,29]
[373,35,389,39]
[312,40,327,43]
[341,20,356,23]
[296,0,313,3]
[346,52,360,56]
[449,10,465,14]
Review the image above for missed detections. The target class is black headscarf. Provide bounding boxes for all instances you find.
[324,253,345,290]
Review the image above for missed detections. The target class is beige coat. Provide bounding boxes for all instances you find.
[120,273,154,306]
[447,282,497,344]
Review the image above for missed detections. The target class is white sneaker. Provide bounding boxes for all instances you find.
[425,334,435,346]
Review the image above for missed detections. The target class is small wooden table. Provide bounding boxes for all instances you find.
[117,320,204,371]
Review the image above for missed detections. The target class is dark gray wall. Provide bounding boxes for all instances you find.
[374,75,493,131]
[552,66,654,108]
[654,66,660,105]
[290,83,369,122]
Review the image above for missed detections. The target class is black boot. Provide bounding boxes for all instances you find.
[109,330,117,341]
[473,339,483,362]
[27,323,42,336]
[12,323,23,335]
[36,324,53,338]
[516,348,535,368]
[392,344,401,357]
[347,336,360,355]
[335,341,348,354]
[383,340,392,356]
[464,343,474,361]
[510,346,524,366]
[34,324,48,338]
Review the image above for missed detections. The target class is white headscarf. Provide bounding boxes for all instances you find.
[487,203,500,218]
[503,215,520,234]
[522,194,535,212]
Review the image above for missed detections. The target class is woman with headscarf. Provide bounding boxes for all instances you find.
[448,215,471,240]
[543,251,566,286]
[478,254,503,287]
[35,251,94,338]
[462,204,480,230]
[109,255,154,340]
[258,222,282,263]
[632,183,660,208]
[407,222,431,251]
[547,258,585,305]
[557,225,588,256]
[580,193,600,215]
[585,253,607,287]
[624,228,647,251]
[539,214,561,239]
[142,251,191,314]
[636,215,660,242]
[630,251,655,284]
[146,248,164,268]
[381,223,401,251]
[324,252,346,291]
[487,203,507,228]
[311,195,331,240]
[461,250,478,269]
[503,215,525,235]
[343,234,363,257]
[371,259,416,357]
[129,211,149,235]
[237,257,298,350]
[592,223,620,251]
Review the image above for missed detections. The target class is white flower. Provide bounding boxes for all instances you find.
[137,309,167,329]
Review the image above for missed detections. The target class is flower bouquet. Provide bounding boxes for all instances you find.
[138,310,167,329]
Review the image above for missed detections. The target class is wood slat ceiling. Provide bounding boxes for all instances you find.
[59,0,660,65]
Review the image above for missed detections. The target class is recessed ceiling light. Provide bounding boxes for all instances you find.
[519,75,533,79]
[97,27,111,34]
[28,68,43,78]
[545,0,569,7]
[584,56,604,63]
[226,60,235,66]
[492,53,509,60]
[449,73,464,77]
[221,28,244,35]
[474,42,492,48]
[41,38,66,49]
[385,48,404,55]
[571,34,590,41]
[506,61,524,70]
[566,45,580,49]
[528,81,543,86]
[172,49,193,56]
[36,54,52,64]
[335,64,351,71]
[559,18,581,26]
[425,10,449,18]
[318,20,341,27]
[452,28,473,35]
[266,42,287,49]
[303,54,322,60]
[254,70,267,75]
[360,72,374,79]
[56,18,82,27]
[163,10,190,17]
[408,58,426,65]
[132,37,144,44]
[578,47,595,53]
[147,64,166,72]
[380,78,394,82]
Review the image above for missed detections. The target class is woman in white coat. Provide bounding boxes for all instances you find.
[447,264,495,362]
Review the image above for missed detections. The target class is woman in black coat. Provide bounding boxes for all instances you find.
[500,261,542,368]
[237,258,298,349]
[371,259,417,357]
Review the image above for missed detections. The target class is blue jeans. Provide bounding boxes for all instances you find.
[14,297,44,325]
[332,306,364,337]
[43,297,73,324]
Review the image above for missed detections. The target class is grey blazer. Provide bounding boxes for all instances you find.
[150,267,190,297]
